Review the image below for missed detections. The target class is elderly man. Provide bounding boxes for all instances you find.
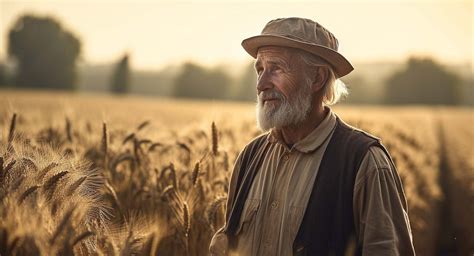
[210,17,415,256]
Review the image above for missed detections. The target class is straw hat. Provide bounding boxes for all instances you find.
[241,17,354,78]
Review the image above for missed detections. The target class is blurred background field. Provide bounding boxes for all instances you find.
[0,92,473,255]
[0,0,472,105]
[0,0,473,255]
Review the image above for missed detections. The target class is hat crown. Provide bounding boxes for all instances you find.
[241,17,353,77]
[261,17,339,51]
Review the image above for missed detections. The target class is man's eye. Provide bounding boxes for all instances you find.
[272,66,283,72]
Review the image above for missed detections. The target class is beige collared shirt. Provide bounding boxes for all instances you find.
[210,108,415,256]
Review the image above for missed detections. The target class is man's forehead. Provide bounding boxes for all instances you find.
[257,46,292,58]
[255,46,298,64]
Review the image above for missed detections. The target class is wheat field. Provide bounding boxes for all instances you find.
[0,90,473,256]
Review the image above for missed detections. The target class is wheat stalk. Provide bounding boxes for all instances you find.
[211,121,218,156]
[132,138,141,166]
[161,185,175,200]
[121,230,139,256]
[0,156,4,174]
[50,199,63,216]
[72,231,94,247]
[65,117,73,143]
[43,171,69,200]
[142,233,158,256]
[176,141,191,165]
[122,133,135,145]
[38,162,59,180]
[104,180,128,229]
[44,171,69,191]
[7,235,21,255]
[7,113,17,146]
[65,176,87,197]
[50,207,75,245]
[102,122,108,171]
[191,162,200,186]
[19,157,38,172]
[4,160,16,174]
[148,142,163,152]
[182,201,190,256]
[206,196,227,232]
[176,141,191,153]
[137,120,150,131]
[137,139,152,147]
[110,153,134,177]
[182,202,190,237]
[160,163,177,189]
[18,185,40,204]
[0,159,16,183]
[223,152,229,172]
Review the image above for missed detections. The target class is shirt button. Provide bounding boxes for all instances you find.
[271,201,278,209]
[283,154,289,161]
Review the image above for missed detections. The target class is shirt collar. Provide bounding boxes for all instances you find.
[267,107,337,153]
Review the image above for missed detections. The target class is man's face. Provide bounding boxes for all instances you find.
[255,46,314,131]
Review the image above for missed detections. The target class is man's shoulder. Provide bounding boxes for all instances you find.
[364,146,394,170]
[235,132,271,169]
[233,132,270,164]
[242,132,270,151]
[335,116,381,144]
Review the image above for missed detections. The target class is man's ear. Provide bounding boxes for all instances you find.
[311,67,329,93]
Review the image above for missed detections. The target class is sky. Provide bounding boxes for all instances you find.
[0,0,472,70]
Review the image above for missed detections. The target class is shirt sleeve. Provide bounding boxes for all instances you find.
[225,149,245,220]
[353,146,416,256]
[209,149,245,256]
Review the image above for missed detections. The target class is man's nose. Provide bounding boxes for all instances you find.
[256,71,273,94]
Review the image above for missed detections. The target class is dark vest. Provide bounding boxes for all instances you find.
[225,117,389,256]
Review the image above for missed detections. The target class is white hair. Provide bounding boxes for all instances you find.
[297,50,348,105]
[256,77,313,131]
[255,48,349,131]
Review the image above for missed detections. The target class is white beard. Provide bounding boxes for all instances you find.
[256,83,313,132]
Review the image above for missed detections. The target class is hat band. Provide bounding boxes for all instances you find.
[260,32,335,50]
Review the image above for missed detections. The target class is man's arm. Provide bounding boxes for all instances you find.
[353,146,416,256]
[209,150,245,256]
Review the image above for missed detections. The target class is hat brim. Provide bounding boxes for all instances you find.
[241,35,354,78]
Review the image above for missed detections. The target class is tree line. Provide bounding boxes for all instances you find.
[0,14,471,105]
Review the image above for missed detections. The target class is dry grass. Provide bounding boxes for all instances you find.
[0,91,472,255]
[439,109,474,255]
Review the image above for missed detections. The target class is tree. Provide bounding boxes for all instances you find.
[8,14,81,90]
[341,74,379,104]
[235,62,257,102]
[0,62,6,86]
[110,53,130,94]
[385,57,461,105]
[174,62,231,99]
